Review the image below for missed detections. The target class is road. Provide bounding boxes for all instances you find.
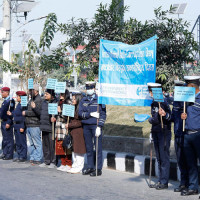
[0,159,197,200]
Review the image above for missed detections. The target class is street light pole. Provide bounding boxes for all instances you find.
[3,0,11,88]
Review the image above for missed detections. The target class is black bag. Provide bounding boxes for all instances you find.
[62,133,73,150]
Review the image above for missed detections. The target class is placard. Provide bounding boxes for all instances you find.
[55,82,66,93]
[48,103,58,115]
[21,96,28,107]
[174,86,195,102]
[152,88,164,102]
[62,104,75,117]
[46,78,57,90]
[28,78,34,89]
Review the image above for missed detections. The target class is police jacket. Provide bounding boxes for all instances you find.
[148,99,171,133]
[171,101,184,136]
[78,94,106,127]
[185,92,200,131]
[34,98,57,133]
[12,103,25,130]
[24,94,42,127]
[0,97,15,124]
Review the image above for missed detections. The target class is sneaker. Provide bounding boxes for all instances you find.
[32,161,41,165]
[60,165,71,172]
[39,163,48,168]
[48,163,56,169]
[13,158,20,162]
[68,167,82,174]
[57,165,66,171]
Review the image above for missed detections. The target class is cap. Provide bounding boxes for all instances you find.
[45,89,55,97]
[85,81,96,90]
[33,84,39,91]
[147,82,161,90]
[1,87,10,92]
[174,80,185,86]
[16,91,27,96]
[184,76,200,85]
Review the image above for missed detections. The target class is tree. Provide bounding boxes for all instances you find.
[40,1,198,90]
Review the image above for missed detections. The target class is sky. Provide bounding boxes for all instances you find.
[0,0,199,53]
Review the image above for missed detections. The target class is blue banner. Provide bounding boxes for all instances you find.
[98,36,157,106]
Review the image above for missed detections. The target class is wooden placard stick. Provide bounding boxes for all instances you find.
[183,102,186,132]
[52,114,55,140]
[158,102,163,129]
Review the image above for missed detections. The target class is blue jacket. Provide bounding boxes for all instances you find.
[78,94,106,127]
[148,99,171,133]
[12,103,25,130]
[0,97,15,124]
[185,92,200,131]
[171,101,184,136]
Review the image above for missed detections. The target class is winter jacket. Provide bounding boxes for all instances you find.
[34,98,57,132]
[24,94,42,127]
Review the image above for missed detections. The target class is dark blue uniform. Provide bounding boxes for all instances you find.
[0,97,15,159]
[12,103,27,159]
[78,94,106,170]
[171,101,188,187]
[184,92,200,190]
[148,100,171,185]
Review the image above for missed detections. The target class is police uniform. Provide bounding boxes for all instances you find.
[180,76,200,196]
[12,91,27,162]
[147,83,171,190]
[79,82,106,176]
[0,87,15,160]
[171,80,188,192]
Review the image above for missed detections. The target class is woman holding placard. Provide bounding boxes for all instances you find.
[33,89,57,168]
[65,93,86,174]
[7,91,27,162]
[54,89,72,172]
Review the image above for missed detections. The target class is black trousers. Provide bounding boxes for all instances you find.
[42,131,56,165]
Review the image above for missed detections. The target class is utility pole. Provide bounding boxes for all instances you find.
[2,0,11,88]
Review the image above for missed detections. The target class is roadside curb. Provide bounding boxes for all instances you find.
[103,151,179,182]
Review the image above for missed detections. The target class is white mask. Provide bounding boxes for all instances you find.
[86,89,94,96]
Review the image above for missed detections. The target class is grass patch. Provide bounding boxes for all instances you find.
[104,105,174,139]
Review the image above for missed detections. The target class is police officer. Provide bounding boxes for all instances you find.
[7,91,27,162]
[79,81,106,176]
[0,87,15,160]
[171,80,188,192]
[181,76,200,196]
[147,83,171,190]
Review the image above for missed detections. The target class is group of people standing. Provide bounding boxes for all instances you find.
[0,81,106,176]
[147,76,200,197]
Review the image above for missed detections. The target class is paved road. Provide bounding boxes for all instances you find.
[0,159,197,200]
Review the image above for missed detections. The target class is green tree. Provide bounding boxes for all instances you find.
[39,1,198,90]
